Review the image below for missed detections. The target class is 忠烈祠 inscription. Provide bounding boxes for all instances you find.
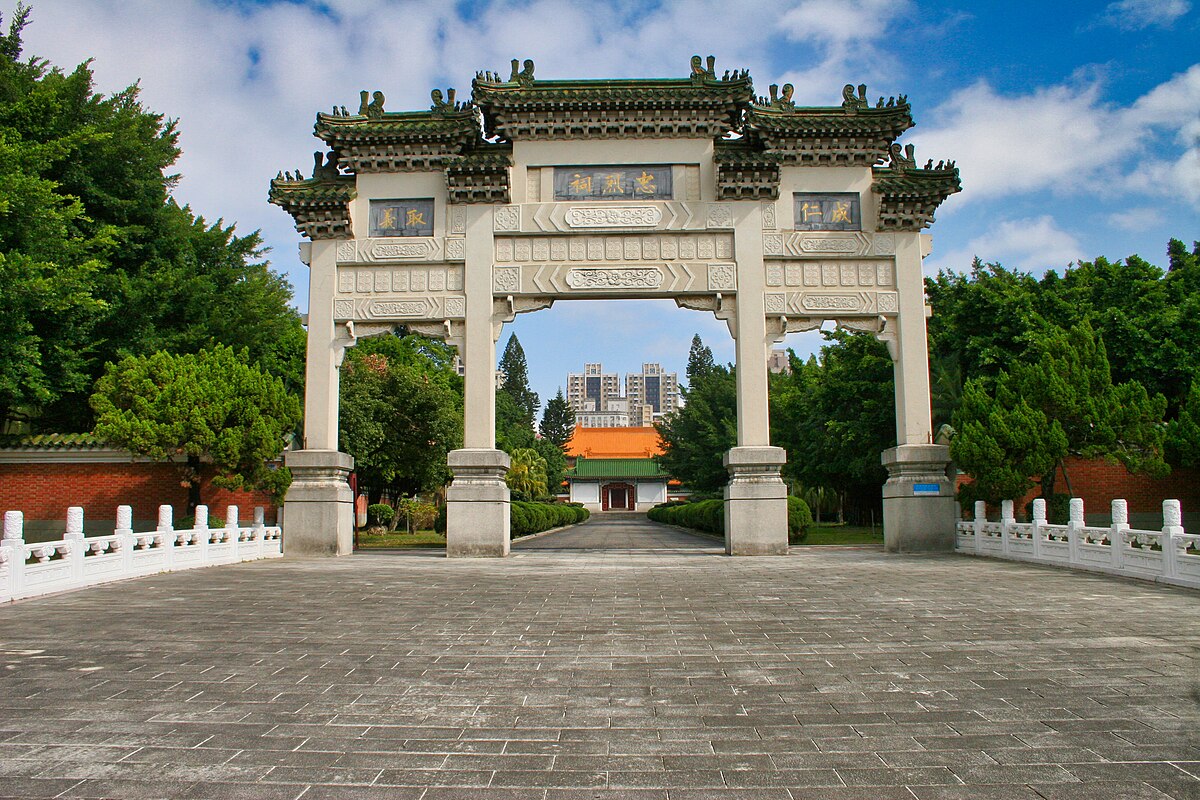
[554,166,672,201]
[793,193,860,232]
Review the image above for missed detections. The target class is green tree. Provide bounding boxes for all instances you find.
[90,345,300,512]
[338,333,463,503]
[951,376,1068,504]
[538,388,575,449]
[0,7,304,431]
[655,363,736,493]
[506,447,548,501]
[771,331,897,518]
[1166,381,1200,469]
[685,333,715,385]
[1013,319,1168,496]
[498,334,539,428]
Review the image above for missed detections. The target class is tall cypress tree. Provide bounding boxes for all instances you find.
[686,333,715,385]
[539,388,575,450]
[498,334,539,429]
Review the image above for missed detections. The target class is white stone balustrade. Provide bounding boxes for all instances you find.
[0,504,282,603]
[956,497,1197,589]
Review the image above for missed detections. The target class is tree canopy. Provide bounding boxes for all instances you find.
[338,333,463,503]
[90,345,300,511]
[0,6,304,432]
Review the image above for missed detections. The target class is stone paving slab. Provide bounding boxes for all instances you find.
[0,515,1197,799]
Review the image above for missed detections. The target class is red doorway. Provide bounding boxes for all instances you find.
[602,482,635,511]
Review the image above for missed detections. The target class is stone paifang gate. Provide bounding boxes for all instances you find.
[269,57,962,558]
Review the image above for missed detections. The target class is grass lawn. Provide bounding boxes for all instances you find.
[798,523,884,546]
[356,529,446,549]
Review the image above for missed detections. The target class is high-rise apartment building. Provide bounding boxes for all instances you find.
[626,363,681,420]
[566,364,620,415]
[566,362,681,427]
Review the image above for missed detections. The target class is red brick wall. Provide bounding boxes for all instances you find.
[958,455,1200,518]
[0,460,278,528]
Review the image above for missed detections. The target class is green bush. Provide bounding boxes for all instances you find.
[367,503,395,528]
[787,495,812,543]
[507,500,588,538]
[433,505,447,534]
[650,498,724,535]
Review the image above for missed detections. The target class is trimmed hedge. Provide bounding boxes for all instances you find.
[648,496,813,542]
[433,501,588,537]
[511,500,589,538]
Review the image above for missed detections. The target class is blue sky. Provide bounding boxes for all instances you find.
[21,0,1198,409]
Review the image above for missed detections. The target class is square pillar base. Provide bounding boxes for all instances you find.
[881,444,956,552]
[446,449,511,558]
[723,446,789,556]
[282,450,354,556]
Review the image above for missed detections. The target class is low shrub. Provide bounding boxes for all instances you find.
[367,503,395,528]
[433,505,447,534]
[787,495,812,544]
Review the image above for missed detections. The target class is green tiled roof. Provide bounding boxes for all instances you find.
[0,433,110,450]
[569,458,670,479]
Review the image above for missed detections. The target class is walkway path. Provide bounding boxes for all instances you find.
[0,515,1197,799]
[513,511,720,551]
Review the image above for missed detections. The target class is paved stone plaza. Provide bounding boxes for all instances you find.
[0,515,1197,799]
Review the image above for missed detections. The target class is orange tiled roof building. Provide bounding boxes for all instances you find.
[564,426,682,511]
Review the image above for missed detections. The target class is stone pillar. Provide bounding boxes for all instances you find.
[284,238,354,556]
[725,203,788,555]
[446,205,510,557]
[880,232,955,552]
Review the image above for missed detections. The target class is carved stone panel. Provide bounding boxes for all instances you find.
[763,260,895,289]
[761,290,900,318]
[336,266,465,296]
[763,231,902,258]
[488,201,721,233]
[333,295,466,322]
[494,233,732,265]
[494,205,521,231]
[706,203,734,228]
[565,206,663,228]
[335,238,445,263]
[565,267,664,290]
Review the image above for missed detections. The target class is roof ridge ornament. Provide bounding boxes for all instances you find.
[888,142,916,172]
[690,54,749,84]
[755,82,795,111]
[312,151,340,180]
[430,87,467,114]
[358,90,385,118]
[508,58,535,86]
[842,83,869,111]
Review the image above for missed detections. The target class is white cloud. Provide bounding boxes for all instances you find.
[911,64,1200,210]
[1107,206,1172,231]
[925,216,1085,275]
[1099,0,1191,30]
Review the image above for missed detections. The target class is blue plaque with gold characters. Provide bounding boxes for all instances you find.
[793,192,861,231]
[554,166,673,201]
[370,198,434,237]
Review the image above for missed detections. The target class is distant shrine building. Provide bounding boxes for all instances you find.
[564,426,679,512]
[270,56,961,558]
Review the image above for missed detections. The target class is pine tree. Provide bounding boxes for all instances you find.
[539,388,575,449]
[686,334,715,385]
[498,334,539,428]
